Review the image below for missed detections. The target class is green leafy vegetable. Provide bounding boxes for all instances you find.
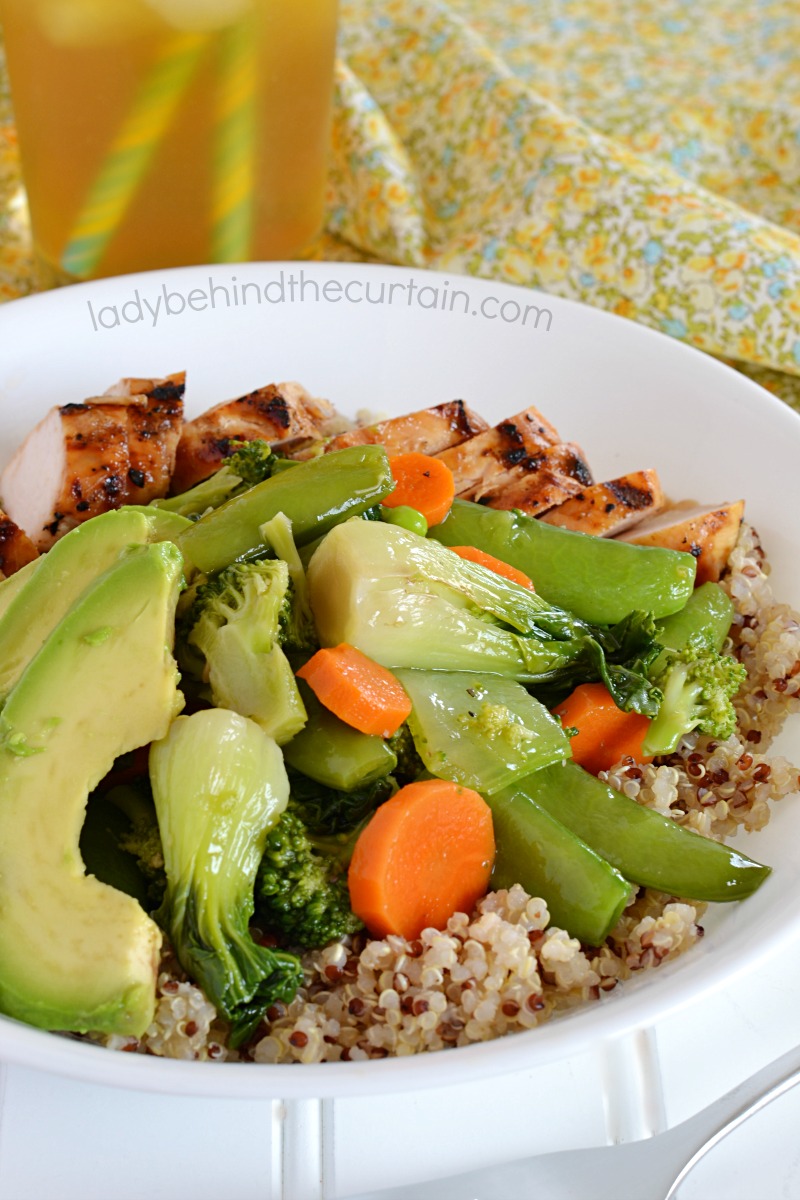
[307,520,662,715]
[150,710,303,1047]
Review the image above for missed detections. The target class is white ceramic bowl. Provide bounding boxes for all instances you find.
[0,262,798,1099]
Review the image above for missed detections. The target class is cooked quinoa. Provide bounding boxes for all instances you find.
[94,522,800,1064]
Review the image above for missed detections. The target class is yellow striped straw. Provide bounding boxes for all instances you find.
[61,32,208,280]
[211,17,257,263]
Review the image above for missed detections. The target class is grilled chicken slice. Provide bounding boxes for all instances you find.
[103,372,185,504]
[616,500,745,584]
[323,400,490,458]
[471,443,594,516]
[171,381,327,492]
[1,403,131,549]
[0,509,39,575]
[435,407,564,498]
[540,470,665,536]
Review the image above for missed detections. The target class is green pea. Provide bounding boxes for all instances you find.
[380,505,428,537]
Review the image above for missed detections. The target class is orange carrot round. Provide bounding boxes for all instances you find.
[383,452,456,528]
[348,778,495,939]
[296,643,412,738]
[552,682,652,775]
[448,545,535,590]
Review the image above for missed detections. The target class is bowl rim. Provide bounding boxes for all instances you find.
[0,259,798,1099]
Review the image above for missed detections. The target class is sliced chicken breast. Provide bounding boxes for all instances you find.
[470,443,594,516]
[1,403,130,549]
[540,470,665,536]
[323,400,490,458]
[0,509,39,575]
[616,500,745,584]
[171,381,327,492]
[435,407,564,498]
[103,373,185,504]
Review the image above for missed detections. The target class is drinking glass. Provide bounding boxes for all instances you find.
[0,0,338,283]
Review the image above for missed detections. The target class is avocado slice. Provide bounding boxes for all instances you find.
[119,505,194,543]
[0,507,174,704]
[0,540,184,1036]
[0,557,39,621]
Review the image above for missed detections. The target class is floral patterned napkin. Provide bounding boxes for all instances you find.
[3,0,800,407]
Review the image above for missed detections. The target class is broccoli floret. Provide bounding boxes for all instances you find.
[643,642,746,756]
[255,808,364,948]
[177,558,307,745]
[288,767,395,835]
[153,440,277,519]
[151,710,303,1047]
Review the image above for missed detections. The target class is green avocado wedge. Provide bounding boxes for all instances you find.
[0,541,184,1036]
[0,507,179,704]
[0,556,39,621]
[120,505,194,542]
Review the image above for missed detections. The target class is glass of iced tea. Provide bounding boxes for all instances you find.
[0,0,338,282]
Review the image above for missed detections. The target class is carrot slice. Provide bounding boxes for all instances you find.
[296,643,412,738]
[449,545,535,590]
[384,452,456,527]
[552,682,652,775]
[348,778,495,939]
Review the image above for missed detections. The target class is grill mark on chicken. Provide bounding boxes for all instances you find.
[171,381,325,492]
[606,479,656,510]
[474,451,590,516]
[565,452,593,489]
[99,371,185,503]
[436,410,571,502]
[540,470,665,536]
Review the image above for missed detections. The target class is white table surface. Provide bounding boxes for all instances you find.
[0,927,798,1200]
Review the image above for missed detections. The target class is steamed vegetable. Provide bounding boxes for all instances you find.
[515,761,770,901]
[177,444,395,574]
[489,782,631,945]
[396,669,570,794]
[643,582,746,755]
[383,452,456,527]
[552,682,652,774]
[256,807,365,948]
[283,685,399,791]
[348,779,496,939]
[307,519,663,715]
[150,710,303,1046]
[153,439,278,518]
[80,784,165,911]
[448,545,535,590]
[286,767,396,836]
[177,558,307,745]
[430,498,696,624]
[297,644,412,738]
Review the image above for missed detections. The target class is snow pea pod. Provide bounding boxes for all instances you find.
[178,445,394,575]
[283,686,397,791]
[490,783,631,946]
[430,499,695,625]
[655,581,733,656]
[516,761,770,901]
